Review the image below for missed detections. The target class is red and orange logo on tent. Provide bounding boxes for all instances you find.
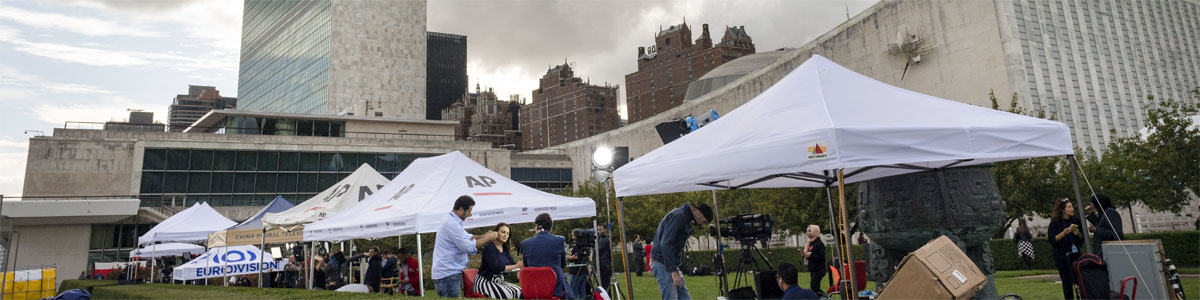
[808,142,831,159]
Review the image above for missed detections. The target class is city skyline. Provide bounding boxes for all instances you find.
[0,0,877,196]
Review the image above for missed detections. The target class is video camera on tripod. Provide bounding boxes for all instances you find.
[708,214,774,243]
[571,228,597,259]
[709,214,781,300]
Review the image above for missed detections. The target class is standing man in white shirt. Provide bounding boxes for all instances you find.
[432,195,498,297]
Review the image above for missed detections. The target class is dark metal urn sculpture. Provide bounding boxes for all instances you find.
[856,166,1003,299]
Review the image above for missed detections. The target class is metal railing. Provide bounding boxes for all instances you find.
[62,121,461,141]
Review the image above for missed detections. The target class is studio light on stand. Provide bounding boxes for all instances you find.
[592,146,632,300]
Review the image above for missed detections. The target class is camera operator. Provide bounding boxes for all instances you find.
[568,228,595,298]
[651,203,713,300]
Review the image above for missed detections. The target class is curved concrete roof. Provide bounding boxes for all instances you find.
[684,48,795,101]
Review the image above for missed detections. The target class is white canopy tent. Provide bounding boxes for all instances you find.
[305,151,597,293]
[305,151,596,240]
[172,245,287,281]
[262,163,389,230]
[139,202,237,245]
[614,55,1073,196]
[610,55,1078,297]
[129,243,205,258]
[137,202,236,283]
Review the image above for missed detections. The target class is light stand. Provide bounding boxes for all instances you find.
[592,146,633,300]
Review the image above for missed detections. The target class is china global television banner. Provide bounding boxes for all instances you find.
[173,245,288,280]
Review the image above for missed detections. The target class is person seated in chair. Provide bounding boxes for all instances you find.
[475,222,523,299]
[396,248,422,296]
[777,263,819,300]
[520,213,574,299]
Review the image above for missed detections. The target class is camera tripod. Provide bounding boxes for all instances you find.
[715,239,774,297]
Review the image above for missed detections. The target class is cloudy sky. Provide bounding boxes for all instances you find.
[0,0,876,196]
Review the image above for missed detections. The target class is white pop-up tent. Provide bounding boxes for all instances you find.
[130,243,205,258]
[614,55,1072,196]
[304,151,597,293]
[305,151,596,241]
[262,164,389,230]
[610,55,1077,297]
[139,202,236,245]
[207,196,295,248]
[172,245,288,281]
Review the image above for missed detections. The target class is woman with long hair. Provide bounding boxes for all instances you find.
[1049,198,1083,300]
[474,222,523,299]
[1013,218,1035,270]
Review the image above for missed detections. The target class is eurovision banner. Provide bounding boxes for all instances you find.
[173,245,288,280]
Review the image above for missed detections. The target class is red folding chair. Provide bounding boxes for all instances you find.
[519,267,561,300]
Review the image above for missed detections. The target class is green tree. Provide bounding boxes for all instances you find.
[1090,90,1199,213]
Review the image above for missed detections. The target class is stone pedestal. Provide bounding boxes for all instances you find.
[856,166,1003,299]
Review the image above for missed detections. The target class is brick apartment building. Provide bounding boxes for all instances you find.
[624,22,755,123]
[520,63,620,150]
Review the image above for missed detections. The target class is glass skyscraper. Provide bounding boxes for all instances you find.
[238,0,427,119]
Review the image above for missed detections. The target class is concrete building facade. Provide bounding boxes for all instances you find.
[167,85,236,132]
[15,112,573,287]
[238,0,427,119]
[520,63,620,150]
[624,22,756,123]
[426,32,468,120]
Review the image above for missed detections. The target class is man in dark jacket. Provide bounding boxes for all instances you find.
[598,227,613,292]
[348,247,383,292]
[632,235,645,277]
[521,213,574,299]
[381,250,398,279]
[650,203,712,300]
[1085,193,1124,257]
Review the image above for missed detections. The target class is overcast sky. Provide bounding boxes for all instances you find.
[0,0,877,196]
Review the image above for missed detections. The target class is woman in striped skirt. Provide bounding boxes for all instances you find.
[475,223,523,299]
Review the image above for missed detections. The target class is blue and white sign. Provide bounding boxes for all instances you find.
[173,245,288,280]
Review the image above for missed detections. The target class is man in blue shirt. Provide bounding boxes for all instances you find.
[777,263,820,300]
[650,203,712,300]
[432,195,498,298]
[520,213,574,299]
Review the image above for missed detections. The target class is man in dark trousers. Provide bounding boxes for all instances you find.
[520,213,574,299]
[348,247,383,292]
[777,263,820,300]
[1085,193,1124,257]
[632,235,645,277]
[598,227,613,292]
[802,225,826,295]
[650,203,712,300]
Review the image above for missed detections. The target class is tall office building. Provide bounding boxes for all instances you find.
[238,0,427,119]
[427,32,468,120]
[624,22,755,123]
[167,85,237,131]
[520,63,620,150]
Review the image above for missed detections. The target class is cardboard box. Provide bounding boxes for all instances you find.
[877,236,987,300]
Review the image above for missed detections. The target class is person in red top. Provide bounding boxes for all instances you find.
[397,248,422,296]
[644,242,653,273]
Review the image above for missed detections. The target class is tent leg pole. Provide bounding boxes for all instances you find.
[1068,155,1092,253]
[417,235,425,295]
[712,189,725,296]
[615,196,633,300]
[259,228,265,288]
[837,170,855,299]
[822,172,845,298]
[151,243,156,284]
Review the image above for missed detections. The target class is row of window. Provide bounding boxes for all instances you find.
[142,149,424,173]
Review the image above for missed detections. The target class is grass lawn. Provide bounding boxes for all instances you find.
[68,268,1198,299]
